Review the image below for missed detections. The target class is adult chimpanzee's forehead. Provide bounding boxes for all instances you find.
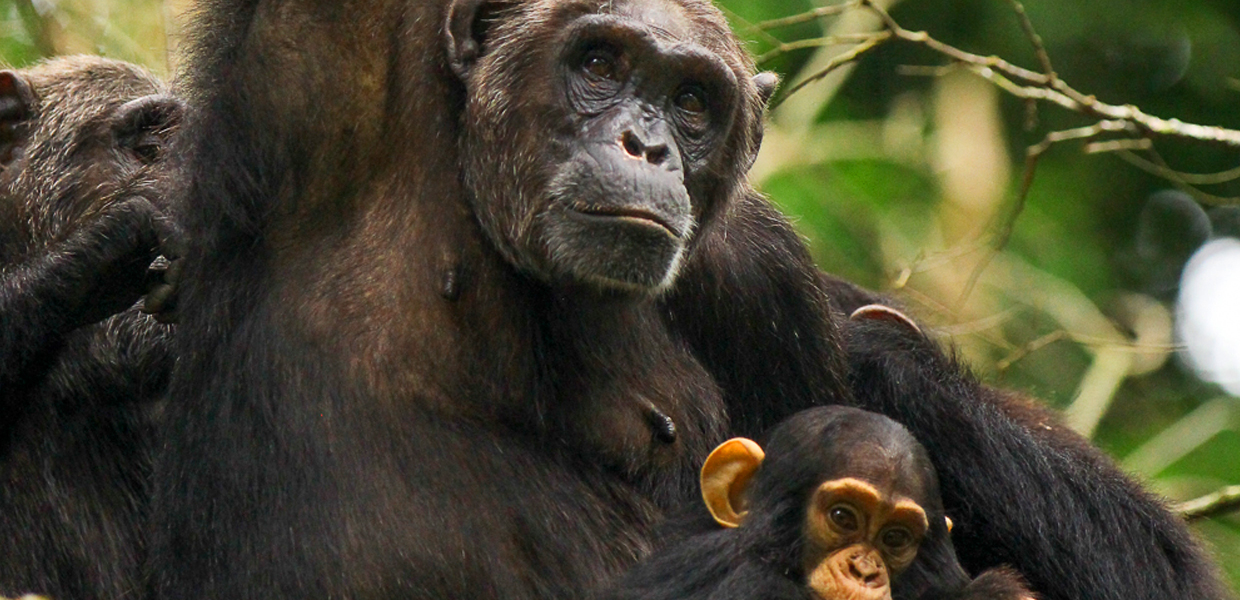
[603,0,695,42]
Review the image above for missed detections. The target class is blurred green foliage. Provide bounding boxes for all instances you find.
[720,0,1240,584]
[2,0,1239,589]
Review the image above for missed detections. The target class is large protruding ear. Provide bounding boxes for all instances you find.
[112,94,186,165]
[0,70,35,168]
[445,0,513,79]
[700,437,766,528]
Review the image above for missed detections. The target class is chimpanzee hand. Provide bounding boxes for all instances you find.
[141,207,185,323]
[64,195,162,328]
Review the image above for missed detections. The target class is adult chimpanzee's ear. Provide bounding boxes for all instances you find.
[112,94,185,165]
[0,70,35,168]
[700,437,766,528]
[753,72,779,108]
[445,0,514,79]
[850,304,922,335]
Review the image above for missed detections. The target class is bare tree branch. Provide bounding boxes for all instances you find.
[1176,485,1240,522]
[774,0,1240,147]
[774,31,893,101]
[765,0,1240,306]
[997,330,1067,371]
[1115,150,1240,206]
[956,121,1136,306]
[1115,152,1240,186]
[1004,0,1055,80]
[757,33,894,64]
[755,1,860,30]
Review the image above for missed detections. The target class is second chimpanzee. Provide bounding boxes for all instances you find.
[0,56,182,600]
[604,406,1034,600]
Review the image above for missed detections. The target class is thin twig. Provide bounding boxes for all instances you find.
[773,31,893,104]
[890,238,993,288]
[1123,148,1240,207]
[1115,151,1240,186]
[1084,138,1152,154]
[1005,0,1055,79]
[785,0,1240,147]
[1176,485,1240,522]
[758,33,897,64]
[997,330,1067,371]
[859,0,1050,85]
[717,6,788,58]
[956,121,1134,307]
[755,2,858,30]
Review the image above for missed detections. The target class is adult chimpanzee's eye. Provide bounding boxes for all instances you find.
[675,87,707,114]
[828,504,860,532]
[582,49,618,81]
[880,526,913,550]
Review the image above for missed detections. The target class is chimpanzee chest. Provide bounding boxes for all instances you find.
[543,308,729,502]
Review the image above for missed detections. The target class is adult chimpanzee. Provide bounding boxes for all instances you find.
[0,56,182,600]
[604,406,1034,600]
[153,0,1229,598]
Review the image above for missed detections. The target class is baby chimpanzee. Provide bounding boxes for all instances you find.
[604,405,1034,600]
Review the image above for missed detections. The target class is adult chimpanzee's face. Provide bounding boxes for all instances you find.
[451,0,755,294]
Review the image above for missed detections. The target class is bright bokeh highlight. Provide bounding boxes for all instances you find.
[1177,238,1240,396]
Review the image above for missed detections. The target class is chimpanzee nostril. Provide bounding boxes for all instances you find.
[644,144,669,165]
[621,131,644,159]
[620,131,670,165]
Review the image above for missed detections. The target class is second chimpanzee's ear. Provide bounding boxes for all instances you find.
[700,437,766,528]
[0,70,36,168]
[850,304,922,335]
[112,94,185,165]
[445,0,515,79]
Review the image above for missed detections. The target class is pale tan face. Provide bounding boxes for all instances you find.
[801,478,929,600]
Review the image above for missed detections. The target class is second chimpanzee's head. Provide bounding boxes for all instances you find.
[445,0,777,294]
[0,55,182,260]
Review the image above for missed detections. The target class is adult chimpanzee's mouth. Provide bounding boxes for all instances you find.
[570,205,684,239]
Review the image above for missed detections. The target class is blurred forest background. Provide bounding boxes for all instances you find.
[2,0,1239,588]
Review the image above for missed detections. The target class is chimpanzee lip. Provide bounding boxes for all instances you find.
[569,205,684,238]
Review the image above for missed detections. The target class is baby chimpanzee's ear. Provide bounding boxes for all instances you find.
[700,437,765,528]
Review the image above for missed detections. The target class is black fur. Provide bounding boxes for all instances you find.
[0,56,180,599]
[842,313,1229,600]
[151,0,1230,599]
[602,406,1033,600]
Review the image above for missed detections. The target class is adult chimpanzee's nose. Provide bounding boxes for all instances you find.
[619,130,670,166]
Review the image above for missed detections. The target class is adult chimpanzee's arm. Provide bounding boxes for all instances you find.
[663,189,855,437]
[0,197,158,390]
[844,317,1231,600]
